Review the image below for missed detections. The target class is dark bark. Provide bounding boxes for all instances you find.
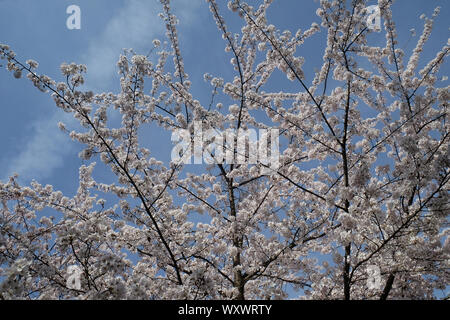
[380,273,395,300]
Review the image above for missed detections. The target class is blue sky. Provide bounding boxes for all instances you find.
[1,0,448,196]
[0,0,448,299]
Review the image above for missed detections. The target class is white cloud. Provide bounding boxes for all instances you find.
[3,0,202,183]
[2,112,76,182]
[82,0,202,90]
[82,0,164,90]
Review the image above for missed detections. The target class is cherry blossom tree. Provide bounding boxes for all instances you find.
[0,0,448,300]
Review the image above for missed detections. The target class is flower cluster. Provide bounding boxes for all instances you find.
[0,0,448,300]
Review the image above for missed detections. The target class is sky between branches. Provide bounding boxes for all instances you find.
[0,0,448,197]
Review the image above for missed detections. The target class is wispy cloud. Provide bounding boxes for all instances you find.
[2,112,75,182]
[3,0,201,183]
[82,0,203,90]
[82,0,164,90]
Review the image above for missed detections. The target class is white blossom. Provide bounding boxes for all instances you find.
[0,0,448,301]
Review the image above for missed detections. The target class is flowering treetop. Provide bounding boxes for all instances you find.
[0,0,448,300]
